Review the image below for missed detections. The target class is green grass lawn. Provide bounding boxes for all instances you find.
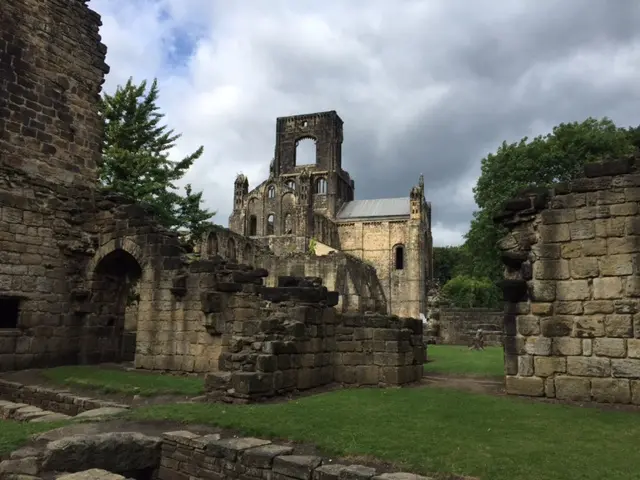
[40,366,204,397]
[126,385,640,480]
[0,420,68,456]
[424,345,505,377]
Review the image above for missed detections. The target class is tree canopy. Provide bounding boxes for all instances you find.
[98,77,214,243]
[463,117,638,281]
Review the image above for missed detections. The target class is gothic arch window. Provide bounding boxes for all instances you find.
[207,233,218,256]
[284,213,294,234]
[248,215,257,236]
[267,185,275,199]
[227,237,237,261]
[266,214,275,235]
[394,244,405,270]
[315,178,327,194]
[285,180,296,190]
[295,137,316,165]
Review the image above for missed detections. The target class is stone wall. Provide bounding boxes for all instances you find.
[203,276,424,403]
[439,307,503,346]
[0,379,128,415]
[259,251,387,314]
[159,431,434,480]
[496,156,640,404]
[337,218,426,318]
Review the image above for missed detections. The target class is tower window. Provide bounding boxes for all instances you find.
[266,214,275,235]
[315,178,327,194]
[394,245,404,270]
[267,186,275,199]
[285,180,296,190]
[248,215,257,236]
[0,297,20,328]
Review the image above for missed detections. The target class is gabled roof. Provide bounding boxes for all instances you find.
[336,197,410,220]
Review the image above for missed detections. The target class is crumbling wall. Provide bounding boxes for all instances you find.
[0,0,113,370]
[439,307,503,346]
[496,157,640,404]
[201,275,424,403]
[258,252,387,314]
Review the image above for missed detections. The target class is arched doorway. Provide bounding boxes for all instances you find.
[84,249,143,364]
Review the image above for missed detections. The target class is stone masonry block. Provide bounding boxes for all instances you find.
[591,378,631,404]
[593,277,623,299]
[505,375,544,397]
[551,337,582,355]
[539,224,570,243]
[604,314,633,337]
[567,356,611,377]
[572,316,605,338]
[533,260,569,280]
[611,358,640,378]
[556,280,590,301]
[534,356,567,377]
[516,315,540,335]
[554,376,591,401]
[569,257,599,278]
[592,338,626,357]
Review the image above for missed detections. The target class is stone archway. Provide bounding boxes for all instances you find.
[81,248,143,364]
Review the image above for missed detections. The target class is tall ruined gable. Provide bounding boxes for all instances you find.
[0,0,109,187]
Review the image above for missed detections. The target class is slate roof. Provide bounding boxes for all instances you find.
[336,197,410,220]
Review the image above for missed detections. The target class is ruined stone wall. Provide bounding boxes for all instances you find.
[200,224,269,264]
[0,0,113,370]
[1,0,109,187]
[199,275,423,403]
[439,307,503,346]
[497,157,640,404]
[258,252,387,314]
[0,378,127,415]
[159,431,432,480]
[337,219,425,318]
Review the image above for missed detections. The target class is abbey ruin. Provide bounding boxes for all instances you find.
[497,157,640,404]
[0,0,425,402]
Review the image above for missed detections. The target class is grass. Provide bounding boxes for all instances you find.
[126,386,640,480]
[40,366,204,397]
[424,345,505,377]
[0,420,68,456]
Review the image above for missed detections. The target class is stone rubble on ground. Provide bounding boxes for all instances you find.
[55,468,127,479]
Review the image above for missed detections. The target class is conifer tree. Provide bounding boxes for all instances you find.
[98,77,214,241]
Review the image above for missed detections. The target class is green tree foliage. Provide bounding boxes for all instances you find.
[441,275,502,309]
[98,77,215,243]
[433,246,466,285]
[465,117,638,281]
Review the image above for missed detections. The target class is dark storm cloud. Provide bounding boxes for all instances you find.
[92,0,640,245]
[324,0,640,243]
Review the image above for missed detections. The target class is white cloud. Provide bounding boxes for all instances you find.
[88,0,640,246]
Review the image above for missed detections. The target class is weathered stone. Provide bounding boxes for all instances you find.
[273,455,323,480]
[554,376,591,401]
[592,338,626,357]
[534,357,567,377]
[591,378,631,404]
[566,356,610,377]
[42,432,161,474]
[505,375,544,396]
[611,359,640,378]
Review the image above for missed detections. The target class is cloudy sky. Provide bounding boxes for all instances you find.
[89,0,640,246]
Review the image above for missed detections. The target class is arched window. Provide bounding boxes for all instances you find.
[295,137,316,165]
[284,214,294,234]
[227,237,237,261]
[266,214,275,235]
[207,233,218,256]
[394,245,404,270]
[267,186,275,199]
[285,180,296,190]
[315,178,327,194]
[248,215,257,236]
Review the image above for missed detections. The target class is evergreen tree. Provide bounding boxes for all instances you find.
[98,77,214,240]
